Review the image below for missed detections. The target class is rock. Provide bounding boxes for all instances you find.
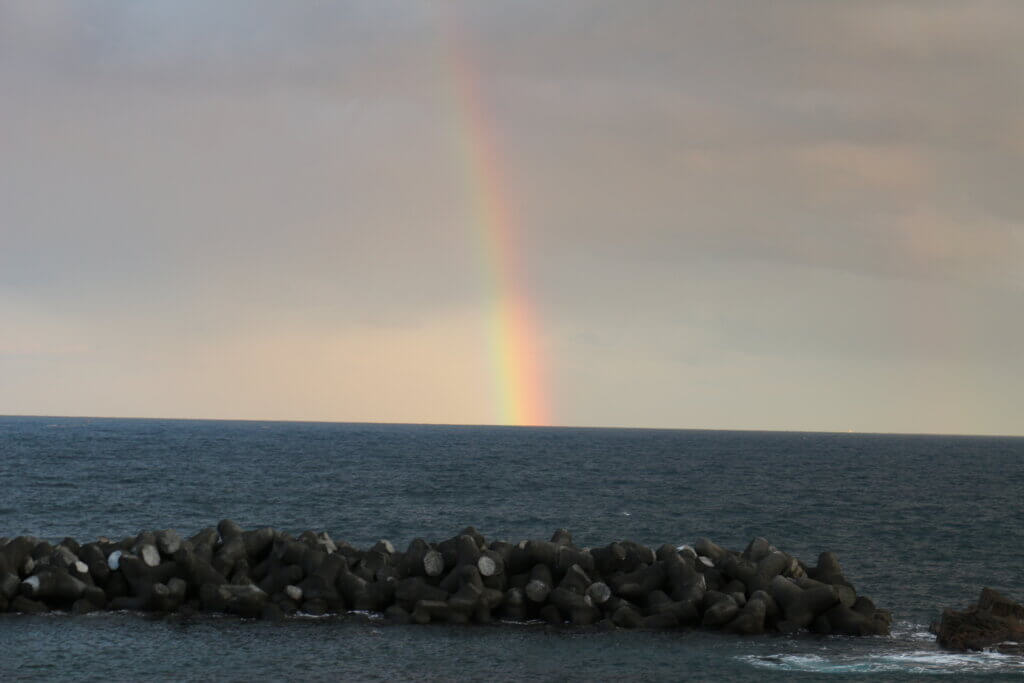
[372,539,395,556]
[0,524,891,635]
[719,554,756,586]
[646,598,699,626]
[608,562,666,601]
[619,541,656,569]
[217,584,268,618]
[750,551,792,592]
[661,550,698,587]
[808,551,852,589]
[477,550,504,578]
[49,546,80,571]
[586,581,611,605]
[750,589,779,623]
[412,599,449,624]
[936,588,1024,651]
[212,535,247,577]
[189,528,218,549]
[20,568,89,602]
[11,595,49,614]
[770,575,839,627]
[1,537,38,578]
[611,604,644,629]
[337,564,378,611]
[499,587,529,620]
[30,541,54,562]
[258,563,302,596]
[742,537,776,563]
[107,550,123,571]
[550,529,573,546]
[448,580,483,614]
[554,546,595,576]
[694,538,729,565]
[670,574,706,605]
[217,519,245,540]
[261,602,285,621]
[557,564,591,595]
[453,535,481,570]
[60,537,81,556]
[726,595,767,635]
[702,593,739,628]
[244,528,278,559]
[395,577,448,607]
[138,544,161,568]
[645,589,671,610]
[525,564,553,603]
[591,542,628,575]
[548,587,592,619]
[825,604,887,636]
[1,571,21,600]
[978,587,1024,620]
[155,529,184,556]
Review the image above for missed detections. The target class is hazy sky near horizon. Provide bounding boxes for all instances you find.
[2,1,1022,434]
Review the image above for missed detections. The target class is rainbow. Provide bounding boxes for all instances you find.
[442,11,549,426]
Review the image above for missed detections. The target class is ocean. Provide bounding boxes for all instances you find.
[1,415,1022,680]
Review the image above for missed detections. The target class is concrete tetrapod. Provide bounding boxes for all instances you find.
[0,521,893,638]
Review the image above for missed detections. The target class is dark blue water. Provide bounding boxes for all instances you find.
[2,416,1023,680]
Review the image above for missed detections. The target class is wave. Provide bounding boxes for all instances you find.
[741,649,1024,675]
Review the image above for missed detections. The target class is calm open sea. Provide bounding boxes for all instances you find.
[1,416,1022,680]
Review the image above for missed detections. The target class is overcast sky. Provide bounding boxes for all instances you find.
[2,1,1022,434]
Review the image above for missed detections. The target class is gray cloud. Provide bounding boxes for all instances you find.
[1,1,1021,433]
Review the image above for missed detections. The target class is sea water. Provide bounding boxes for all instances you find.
[1,416,1022,680]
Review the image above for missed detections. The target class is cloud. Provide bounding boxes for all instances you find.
[1,1,1021,433]
[0,306,495,424]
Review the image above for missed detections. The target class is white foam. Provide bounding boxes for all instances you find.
[741,648,1024,675]
[890,620,935,641]
[347,609,384,621]
[743,652,893,674]
[499,617,545,626]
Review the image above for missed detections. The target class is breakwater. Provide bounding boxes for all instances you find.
[1,521,891,636]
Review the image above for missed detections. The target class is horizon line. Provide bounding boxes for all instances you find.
[0,412,1020,440]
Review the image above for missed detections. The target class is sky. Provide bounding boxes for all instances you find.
[1,1,1022,435]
